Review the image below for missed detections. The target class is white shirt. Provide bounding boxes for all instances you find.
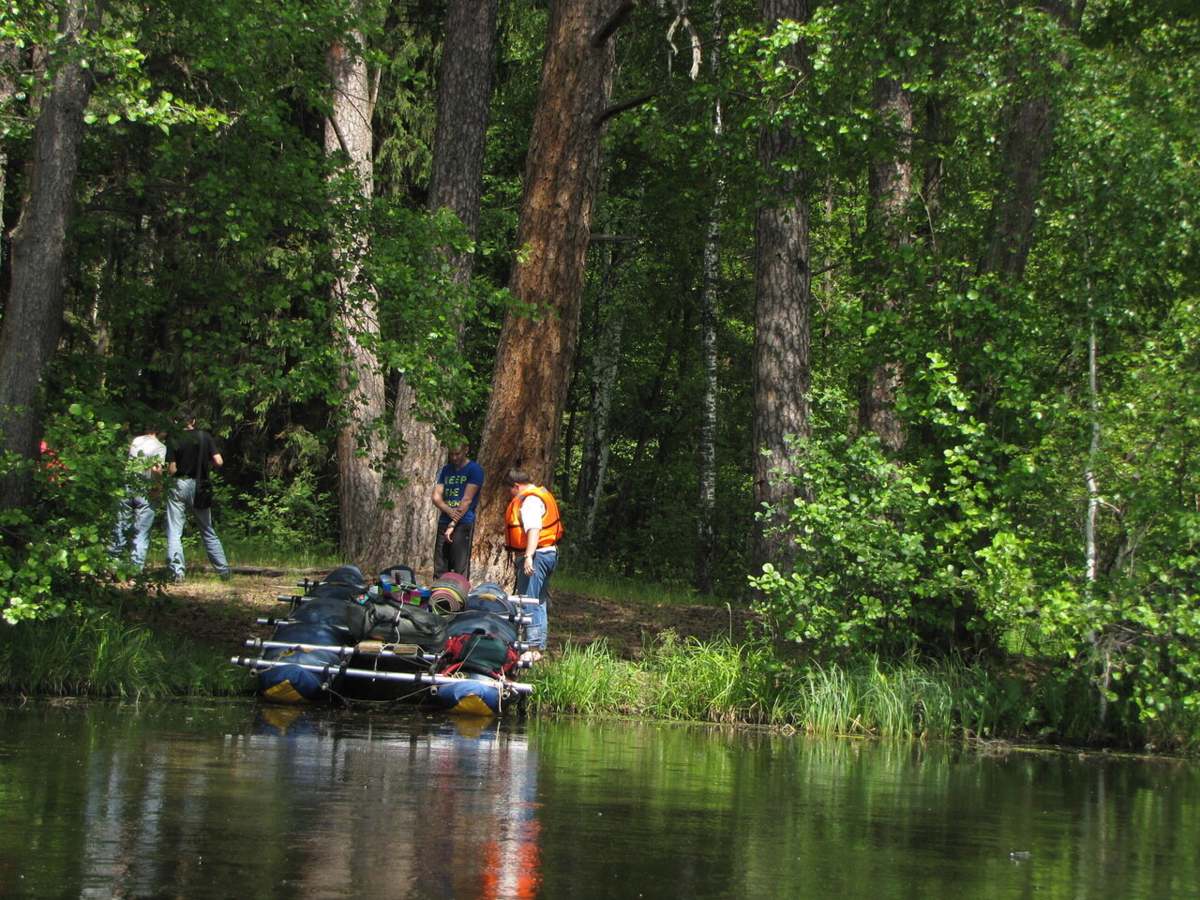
[129,434,166,480]
[519,494,547,533]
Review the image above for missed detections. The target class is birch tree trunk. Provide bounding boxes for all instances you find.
[752,0,811,575]
[575,298,624,542]
[1085,284,1100,584]
[472,0,628,587]
[696,0,725,594]
[0,0,100,514]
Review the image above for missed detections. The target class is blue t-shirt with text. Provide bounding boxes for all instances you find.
[437,460,484,525]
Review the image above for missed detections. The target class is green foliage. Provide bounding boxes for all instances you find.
[531,635,1136,744]
[225,476,335,554]
[749,344,1059,661]
[2,0,1200,753]
[0,404,128,624]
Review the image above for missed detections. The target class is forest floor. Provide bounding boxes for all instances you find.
[142,567,758,660]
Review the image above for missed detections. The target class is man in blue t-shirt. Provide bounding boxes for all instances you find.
[432,443,484,578]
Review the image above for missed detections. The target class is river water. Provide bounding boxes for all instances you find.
[1,702,1197,900]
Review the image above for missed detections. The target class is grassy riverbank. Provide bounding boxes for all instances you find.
[531,635,1055,739]
[1,568,1196,753]
[0,603,245,698]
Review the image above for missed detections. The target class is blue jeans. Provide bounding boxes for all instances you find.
[515,547,557,648]
[166,477,229,580]
[109,493,155,571]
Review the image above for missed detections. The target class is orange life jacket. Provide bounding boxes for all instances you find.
[505,486,563,551]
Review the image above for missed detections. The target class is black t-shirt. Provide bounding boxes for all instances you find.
[167,429,218,478]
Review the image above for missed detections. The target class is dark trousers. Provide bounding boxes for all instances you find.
[433,520,474,579]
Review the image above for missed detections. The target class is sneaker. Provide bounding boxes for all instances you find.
[519,650,543,664]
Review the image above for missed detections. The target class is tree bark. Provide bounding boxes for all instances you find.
[472,0,623,587]
[0,40,17,242]
[326,22,387,563]
[428,0,497,259]
[0,0,100,514]
[364,0,498,579]
[978,1,1081,283]
[575,293,624,542]
[696,0,725,594]
[858,74,914,452]
[1084,276,1100,584]
[752,0,811,575]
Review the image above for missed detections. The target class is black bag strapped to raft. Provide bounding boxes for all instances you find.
[366,602,448,651]
[306,564,369,600]
[440,631,519,679]
[288,596,371,640]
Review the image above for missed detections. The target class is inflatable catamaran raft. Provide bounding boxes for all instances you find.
[232,565,539,716]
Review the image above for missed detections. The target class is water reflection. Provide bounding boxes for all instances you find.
[1,704,541,900]
[1,704,1199,900]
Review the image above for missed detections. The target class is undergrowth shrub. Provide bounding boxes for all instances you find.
[1,403,128,623]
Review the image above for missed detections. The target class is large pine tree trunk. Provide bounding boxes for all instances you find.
[427,0,496,270]
[472,0,627,587]
[364,0,498,579]
[0,0,99,514]
[752,0,811,576]
[326,24,387,563]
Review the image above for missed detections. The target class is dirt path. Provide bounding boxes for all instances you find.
[148,570,756,659]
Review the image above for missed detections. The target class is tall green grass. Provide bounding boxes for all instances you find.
[0,610,247,698]
[531,635,1073,741]
[530,640,644,714]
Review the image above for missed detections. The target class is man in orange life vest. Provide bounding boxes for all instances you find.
[503,469,563,650]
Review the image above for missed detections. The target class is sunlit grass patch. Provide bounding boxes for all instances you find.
[218,538,339,570]
[641,631,773,723]
[531,639,1045,740]
[533,632,775,724]
[530,640,644,714]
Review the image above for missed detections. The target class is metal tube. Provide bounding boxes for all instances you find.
[243,638,435,661]
[231,656,533,693]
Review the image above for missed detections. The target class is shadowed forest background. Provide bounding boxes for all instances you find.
[3,0,1200,744]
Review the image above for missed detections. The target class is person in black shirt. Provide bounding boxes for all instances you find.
[165,409,230,583]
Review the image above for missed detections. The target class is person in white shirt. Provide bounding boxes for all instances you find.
[109,425,167,573]
[503,469,563,650]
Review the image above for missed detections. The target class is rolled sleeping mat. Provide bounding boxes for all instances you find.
[430,572,470,615]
